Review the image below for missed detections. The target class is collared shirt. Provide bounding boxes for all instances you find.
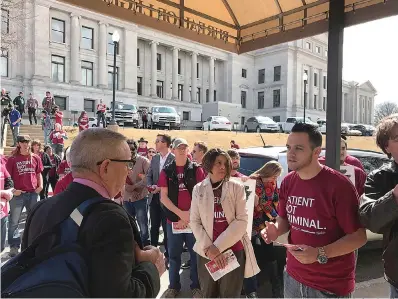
[73,178,111,199]
[159,151,171,174]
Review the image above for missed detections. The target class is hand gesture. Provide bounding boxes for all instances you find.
[260,221,279,244]
[288,244,318,264]
[213,252,228,269]
[205,245,220,260]
[179,210,190,224]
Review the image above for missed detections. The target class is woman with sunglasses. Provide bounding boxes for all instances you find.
[147,147,156,162]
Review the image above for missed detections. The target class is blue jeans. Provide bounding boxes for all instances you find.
[284,270,353,298]
[167,223,199,290]
[1,216,8,252]
[8,192,39,249]
[391,284,398,298]
[44,127,51,145]
[123,198,150,246]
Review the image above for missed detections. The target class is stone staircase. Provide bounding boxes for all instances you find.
[3,125,44,156]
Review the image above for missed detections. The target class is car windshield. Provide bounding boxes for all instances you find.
[153,107,177,113]
[296,117,314,124]
[257,116,274,123]
[114,103,137,111]
[214,116,229,121]
[239,155,276,176]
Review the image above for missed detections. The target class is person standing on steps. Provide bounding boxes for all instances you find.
[13,92,25,122]
[41,110,52,145]
[26,94,39,125]
[9,106,22,147]
[42,91,55,114]
[96,99,107,128]
[78,111,89,132]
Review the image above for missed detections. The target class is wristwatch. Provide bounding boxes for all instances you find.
[317,247,328,264]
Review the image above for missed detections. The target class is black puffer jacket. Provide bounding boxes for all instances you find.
[359,161,398,288]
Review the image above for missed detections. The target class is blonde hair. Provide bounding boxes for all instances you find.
[251,160,283,179]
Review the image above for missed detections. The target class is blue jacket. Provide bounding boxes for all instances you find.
[9,109,21,127]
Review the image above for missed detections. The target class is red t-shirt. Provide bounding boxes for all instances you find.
[213,183,244,252]
[318,157,367,196]
[57,160,71,176]
[6,154,43,192]
[344,155,364,171]
[231,144,240,149]
[0,164,11,219]
[232,172,245,178]
[55,111,63,125]
[97,103,106,113]
[158,165,206,222]
[79,116,89,131]
[49,130,66,145]
[137,147,148,157]
[54,172,73,195]
[278,166,362,296]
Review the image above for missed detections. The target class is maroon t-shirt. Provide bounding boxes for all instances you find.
[212,182,244,252]
[137,147,148,157]
[54,172,73,195]
[158,165,206,223]
[278,166,362,296]
[57,160,70,176]
[6,154,43,192]
[49,130,66,145]
[232,171,245,178]
[344,155,364,171]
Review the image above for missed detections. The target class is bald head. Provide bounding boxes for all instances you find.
[70,128,128,174]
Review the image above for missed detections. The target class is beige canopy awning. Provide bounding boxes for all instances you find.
[61,0,398,53]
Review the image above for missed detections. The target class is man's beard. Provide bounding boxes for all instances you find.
[289,155,313,171]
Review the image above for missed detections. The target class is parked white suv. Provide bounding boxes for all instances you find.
[148,106,181,130]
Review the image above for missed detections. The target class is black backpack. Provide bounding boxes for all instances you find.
[1,197,108,298]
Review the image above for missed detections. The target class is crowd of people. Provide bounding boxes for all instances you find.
[0,110,398,298]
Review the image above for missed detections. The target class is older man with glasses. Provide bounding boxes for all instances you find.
[21,128,164,297]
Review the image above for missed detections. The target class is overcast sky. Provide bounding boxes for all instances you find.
[343,15,398,105]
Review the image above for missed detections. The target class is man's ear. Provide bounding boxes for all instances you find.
[98,160,110,177]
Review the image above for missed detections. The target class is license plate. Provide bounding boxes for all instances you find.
[164,123,169,126]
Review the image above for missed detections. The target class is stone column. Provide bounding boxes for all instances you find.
[341,93,345,121]
[98,22,108,88]
[123,29,137,93]
[209,57,215,102]
[319,69,324,110]
[150,41,158,97]
[309,66,314,109]
[172,47,179,100]
[70,14,80,84]
[191,52,198,102]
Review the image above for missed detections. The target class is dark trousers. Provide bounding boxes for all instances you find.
[167,223,199,290]
[97,112,106,128]
[149,194,168,258]
[142,120,148,129]
[28,108,37,125]
[17,108,24,120]
[197,250,245,298]
[41,174,58,199]
[8,192,39,249]
[1,216,8,252]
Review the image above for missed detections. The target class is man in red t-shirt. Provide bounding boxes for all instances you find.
[54,146,73,195]
[230,140,240,149]
[6,135,43,257]
[54,106,63,127]
[96,99,107,128]
[261,123,367,298]
[158,138,206,298]
[228,149,245,178]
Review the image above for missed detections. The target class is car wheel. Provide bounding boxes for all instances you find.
[244,126,249,133]
[92,124,97,127]
[256,126,261,133]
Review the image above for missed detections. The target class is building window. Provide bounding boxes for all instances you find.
[274,66,281,82]
[206,89,209,102]
[183,111,190,121]
[323,75,327,89]
[54,96,66,111]
[81,26,94,49]
[242,68,247,78]
[241,91,247,108]
[178,84,183,101]
[323,97,326,110]
[107,32,119,55]
[325,49,328,57]
[258,69,265,84]
[156,53,161,71]
[137,48,140,66]
[197,62,199,78]
[314,95,317,109]
[156,80,164,98]
[84,99,95,113]
[197,87,201,103]
[314,73,318,87]
[51,55,65,82]
[178,58,181,75]
[51,18,65,43]
[241,116,245,126]
[2,9,9,34]
[1,50,8,77]
[258,91,264,109]
[137,77,142,95]
[273,116,280,123]
[213,90,217,102]
[273,89,281,108]
[108,65,119,90]
[81,61,93,86]
[305,42,311,50]
[315,46,321,54]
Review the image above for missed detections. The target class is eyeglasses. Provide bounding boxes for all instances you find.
[148,151,156,154]
[96,159,135,170]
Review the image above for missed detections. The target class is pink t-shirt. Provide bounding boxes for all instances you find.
[6,154,43,192]
[158,165,206,222]
[278,166,362,296]
[0,164,11,219]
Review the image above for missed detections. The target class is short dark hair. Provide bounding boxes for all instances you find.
[44,145,52,152]
[157,134,172,147]
[194,141,208,154]
[291,122,322,148]
[202,148,232,180]
[227,149,239,158]
[376,114,398,158]
[126,139,138,151]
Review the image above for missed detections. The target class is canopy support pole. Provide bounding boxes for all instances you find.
[325,0,344,170]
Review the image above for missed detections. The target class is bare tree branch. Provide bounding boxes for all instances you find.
[374,101,398,125]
